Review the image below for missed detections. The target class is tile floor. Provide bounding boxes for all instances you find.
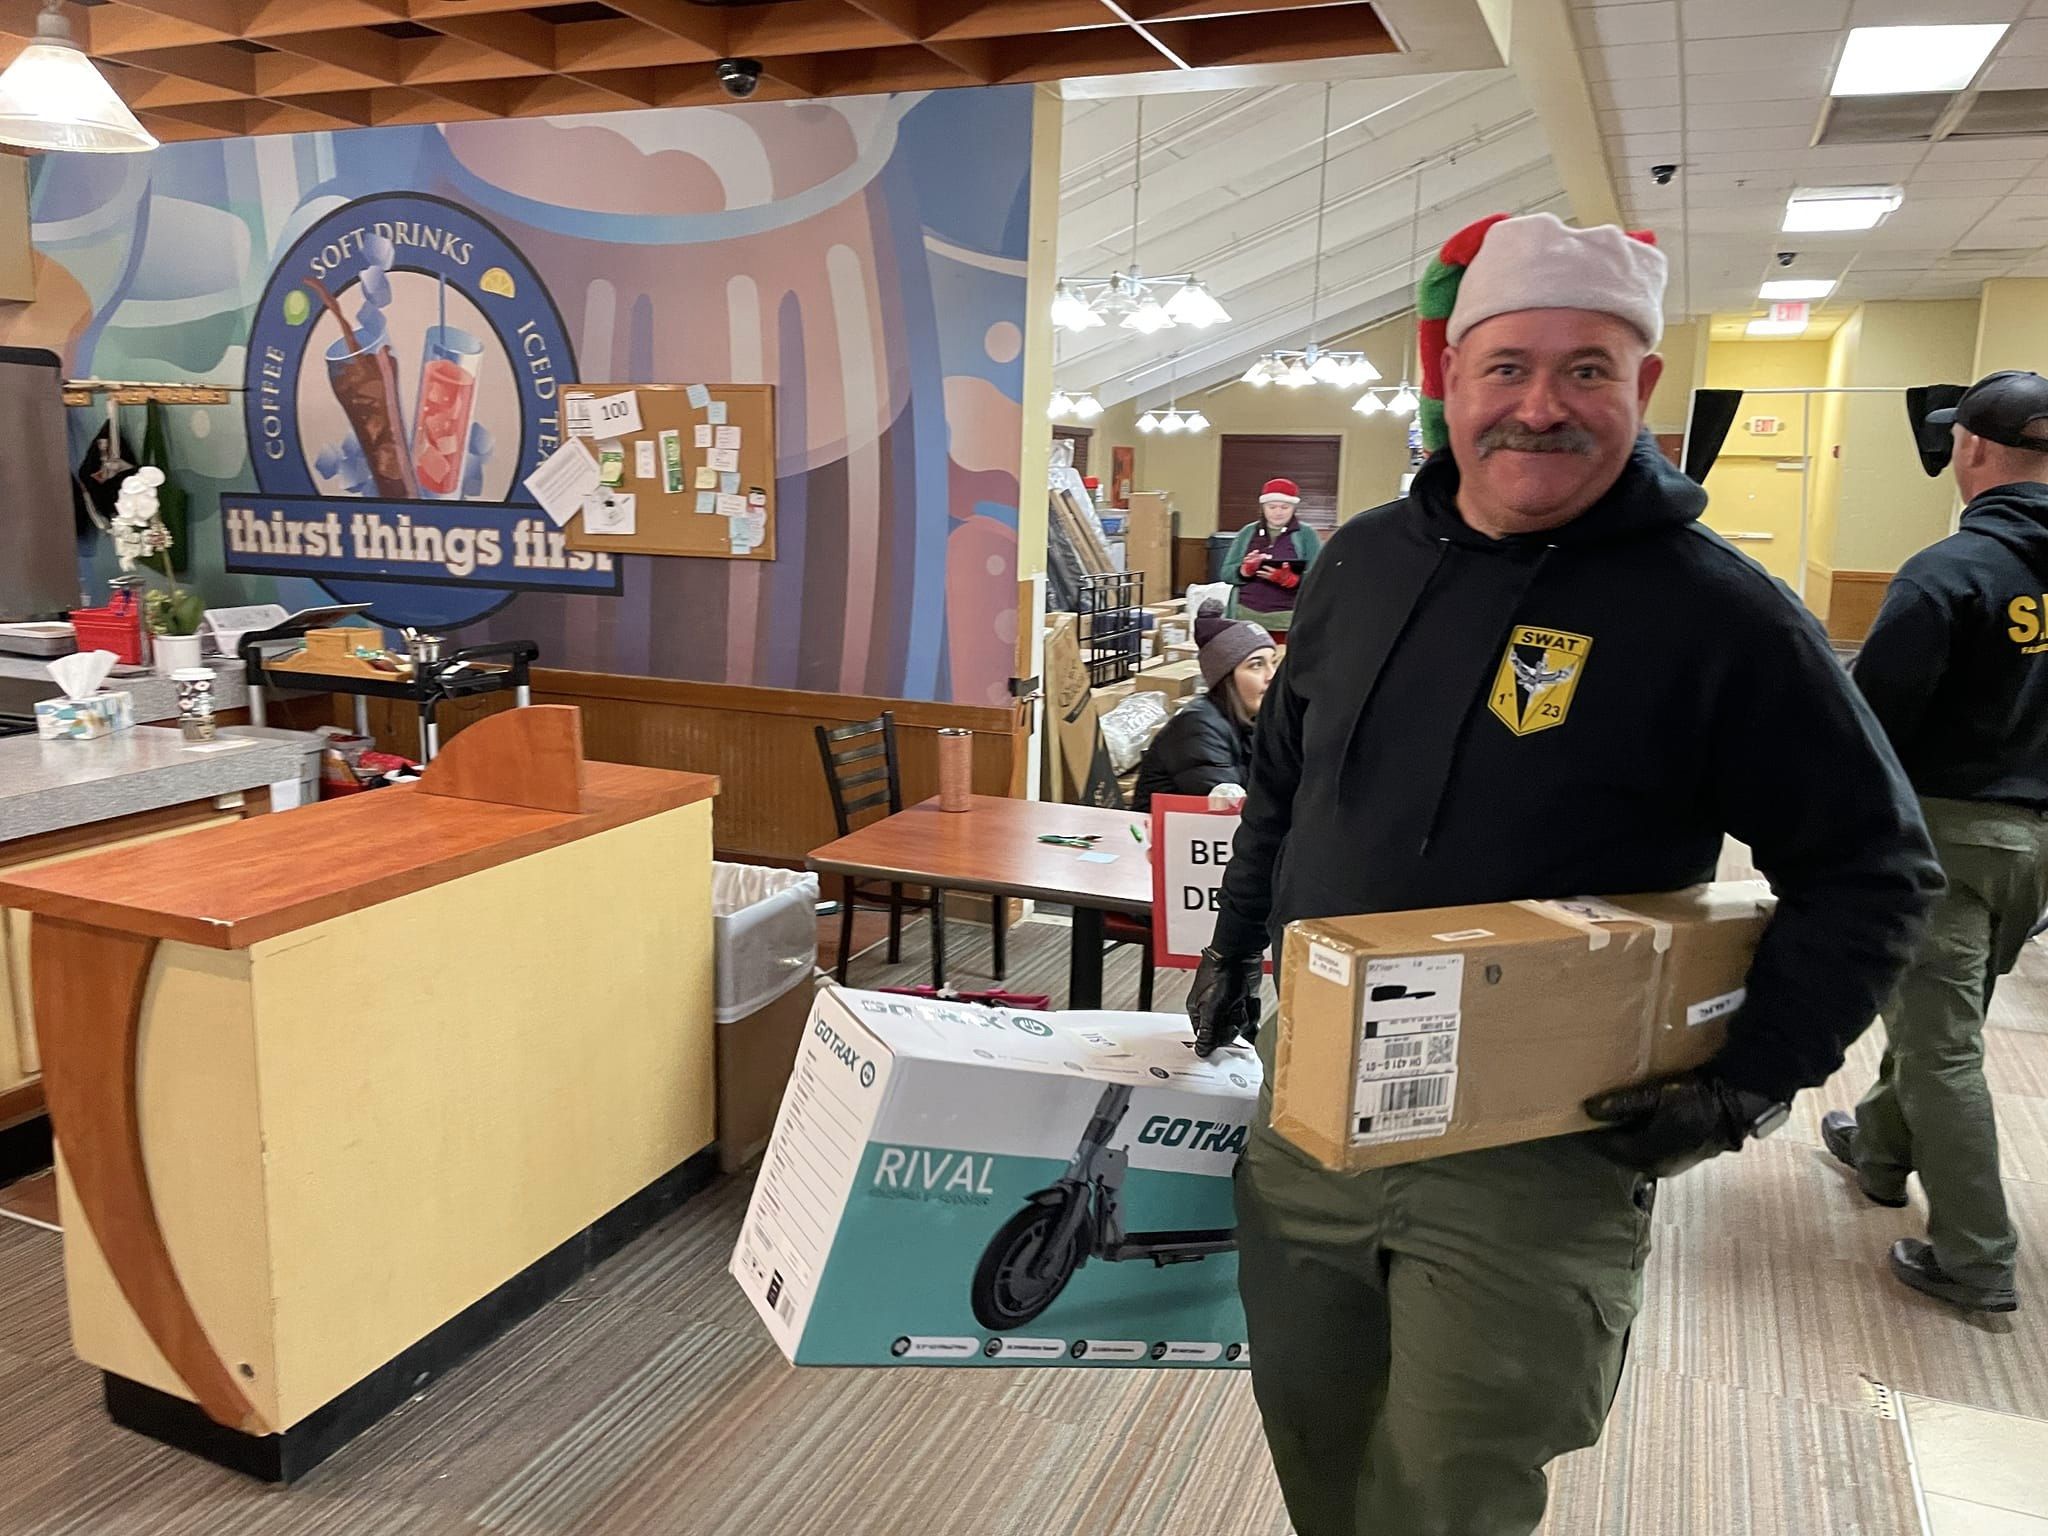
[1909,1395,2048,1534]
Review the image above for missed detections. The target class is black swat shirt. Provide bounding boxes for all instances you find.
[1214,435,1940,1104]
[1855,481,2048,810]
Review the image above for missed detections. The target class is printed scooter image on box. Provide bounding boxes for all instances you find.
[731,987,1259,1368]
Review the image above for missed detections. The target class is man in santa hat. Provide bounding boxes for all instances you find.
[1187,211,1940,1534]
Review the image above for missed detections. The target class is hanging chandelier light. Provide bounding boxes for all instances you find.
[1052,98,1232,336]
[0,0,158,153]
[1135,355,1208,435]
[1048,389,1103,421]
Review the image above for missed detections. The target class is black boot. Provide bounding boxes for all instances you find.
[1820,1110,1908,1208]
[1889,1239,2018,1314]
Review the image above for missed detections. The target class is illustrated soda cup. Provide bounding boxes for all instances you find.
[172,667,216,742]
[411,323,484,499]
[325,309,419,499]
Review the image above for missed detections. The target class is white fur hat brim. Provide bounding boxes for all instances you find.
[1446,212,1668,350]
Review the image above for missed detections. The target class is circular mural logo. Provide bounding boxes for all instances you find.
[233,192,609,629]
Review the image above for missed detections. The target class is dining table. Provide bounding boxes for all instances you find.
[807,794,1154,1008]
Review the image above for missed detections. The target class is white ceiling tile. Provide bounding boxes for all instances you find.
[1609,132,1687,159]
[1989,192,2048,219]
[1579,0,1678,45]
[1600,105,1683,134]
[1584,41,1682,79]
[1686,64,1836,103]
[1930,136,2048,162]
[1686,98,1828,131]
[1981,54,2048,87]
[1684,31,1842,74]
[1592,75,1679,111]
[1686,123,1821,154]
[1913,156,2042,181]
[1852,0,2026,20]
[1680,0,1850,39]
[1999,17,2048,54]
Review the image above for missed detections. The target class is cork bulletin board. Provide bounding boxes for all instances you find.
[561,382,776,561]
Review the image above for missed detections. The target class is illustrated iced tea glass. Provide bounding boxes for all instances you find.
[411,323,483,499]
[324,311,418,499]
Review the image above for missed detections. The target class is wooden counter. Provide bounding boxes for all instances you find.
[0,708,722,1481]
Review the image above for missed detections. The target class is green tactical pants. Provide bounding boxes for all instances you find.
[1234,1122,1652,1536]
[1853,796,2048,1289]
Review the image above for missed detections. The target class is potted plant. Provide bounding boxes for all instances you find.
[111,468,205,673]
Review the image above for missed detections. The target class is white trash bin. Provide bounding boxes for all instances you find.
[713,863,822,1171]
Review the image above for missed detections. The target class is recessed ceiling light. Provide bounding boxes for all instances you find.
[1759,278,1836,301]
[1783,186,1903,232]
[1831,24,2006,98]
[1746,318,1809,337]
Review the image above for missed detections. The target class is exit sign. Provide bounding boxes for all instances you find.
[1768,301,1810,326]
[1746,415,1783,435]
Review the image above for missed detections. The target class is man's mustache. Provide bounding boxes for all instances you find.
[1478,421,1598,457]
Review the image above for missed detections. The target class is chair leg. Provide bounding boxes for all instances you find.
[836,878,857,985]
[931,889,947,989]
[888,883,904,964]
[991,899,1008,982]
[1137,934,1155,1011]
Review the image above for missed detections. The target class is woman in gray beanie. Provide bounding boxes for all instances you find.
[1132,601,1279,811]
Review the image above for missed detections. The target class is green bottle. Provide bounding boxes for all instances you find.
[140,400,191,576]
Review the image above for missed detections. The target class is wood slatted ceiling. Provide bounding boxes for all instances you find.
[2,0,1398,142]
[1216,432,1340,532]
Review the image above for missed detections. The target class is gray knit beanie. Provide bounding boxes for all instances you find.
[1195,599,1273,690]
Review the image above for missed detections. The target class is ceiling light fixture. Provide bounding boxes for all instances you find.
[1782,186,1903,233]
[1052,98,1231,336]
[1137,411,1160,433]
[1759,278,1836,301]
[1831,23,2006,98]
[1746,318,1809,337]
[0,0,158,154]
[1351,390,1385,417]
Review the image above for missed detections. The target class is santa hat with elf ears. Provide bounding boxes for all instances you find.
[1415,211,1667,453]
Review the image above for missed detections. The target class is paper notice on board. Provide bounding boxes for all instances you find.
[696,491,716,514]
[686,384,711,409]
[720,471,739,494]
[694,424,712,448]
[524,439,602,527]
[707,400,728,425]
[583,491,635,536]
[635,441,656,480]
[716,493,748,517]
[660,429,685,495]
[695,466,718,490]
[707,448,739,473]
[564,394,594,438]
[715,425,741,451]
[587,390,643,437]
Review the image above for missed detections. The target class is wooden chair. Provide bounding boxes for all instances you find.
[814,714,1008,987]
[1103,911,1155,1010]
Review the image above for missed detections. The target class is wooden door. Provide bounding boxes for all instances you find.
[1217,434,1341,531]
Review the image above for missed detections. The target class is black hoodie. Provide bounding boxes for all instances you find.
[1854,481,2048,809]
[1213,435,1941,1104]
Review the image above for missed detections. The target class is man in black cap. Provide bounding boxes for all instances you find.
[1823,370,2048,1315]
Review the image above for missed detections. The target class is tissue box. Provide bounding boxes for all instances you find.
[35,691,134,740]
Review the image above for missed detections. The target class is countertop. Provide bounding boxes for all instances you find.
[0,656,249,724]
[0,761,720,949]
[0,726,303,845]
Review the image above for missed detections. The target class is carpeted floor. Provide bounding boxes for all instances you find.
[0,915,2042,1535]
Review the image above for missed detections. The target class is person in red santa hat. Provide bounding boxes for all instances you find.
[1219,477,1322,636]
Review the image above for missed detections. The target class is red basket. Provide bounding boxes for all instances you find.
[69,591,145,666]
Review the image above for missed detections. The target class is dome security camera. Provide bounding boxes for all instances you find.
[716,58,763,98]
[1777,251,1799,267]
[1650,164,1678,187]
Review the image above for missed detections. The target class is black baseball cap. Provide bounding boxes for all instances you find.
[1927,371,2048,451]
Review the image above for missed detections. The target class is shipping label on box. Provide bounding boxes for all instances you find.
[1273,883,1775,1171]
[732,987,1259,1368]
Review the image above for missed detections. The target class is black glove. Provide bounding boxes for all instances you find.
[1188,948,1263,1057]
[1583,1073,1785,1178]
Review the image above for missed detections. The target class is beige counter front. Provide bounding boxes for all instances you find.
[0,707,720,1479]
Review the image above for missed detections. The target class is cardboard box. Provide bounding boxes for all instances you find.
[1158,619,1193,648]
[34,690,133,740]
[1042,614,1119,806]
[1165,641,1199,665]
[1271,883,1775,1172]
[732,987,1259,1368]
[1131,658,1203,701]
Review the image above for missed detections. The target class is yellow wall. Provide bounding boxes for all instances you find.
[1646,320,1703,436]
[1074,313,1416,538]
[1806,310,1861,616]
[1975,278,2048,378]
[1831,299,1976,572]
[1703,338,1830,457]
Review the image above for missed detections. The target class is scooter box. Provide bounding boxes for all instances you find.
[731,986,1260,1368]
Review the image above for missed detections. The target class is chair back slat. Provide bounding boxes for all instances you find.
[814,711,904,835]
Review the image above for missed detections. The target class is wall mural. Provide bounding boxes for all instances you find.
[5,89,1034,706]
